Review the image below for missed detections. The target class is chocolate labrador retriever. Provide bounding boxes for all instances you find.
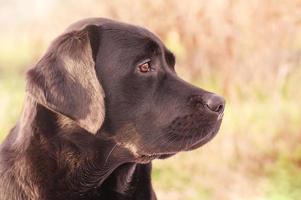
[0,18,225,200]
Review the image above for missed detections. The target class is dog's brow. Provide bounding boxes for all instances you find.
[145,40,160,52]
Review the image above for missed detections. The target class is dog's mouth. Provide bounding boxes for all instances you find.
[162,112,223,146]
[135,121,221,164]
[120,113,223,164]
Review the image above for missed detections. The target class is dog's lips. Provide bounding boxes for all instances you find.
[185,117,223,151]
[126,114,224,164]
[185,130,216,151]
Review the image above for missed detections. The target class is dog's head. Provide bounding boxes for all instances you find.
[26,18,225,162]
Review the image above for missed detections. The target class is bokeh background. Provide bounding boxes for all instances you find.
[1,0,301,199]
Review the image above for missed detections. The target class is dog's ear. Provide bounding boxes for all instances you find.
[26,25,104,134]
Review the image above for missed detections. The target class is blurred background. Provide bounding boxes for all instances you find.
[0,0,301,199]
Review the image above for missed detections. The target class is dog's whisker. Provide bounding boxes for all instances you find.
[104,143,118,165]
[161,134,178,149]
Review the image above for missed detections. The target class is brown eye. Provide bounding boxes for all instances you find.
[139,62,151,73]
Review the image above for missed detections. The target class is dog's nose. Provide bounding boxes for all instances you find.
[190,94,225,114]
[203,94,225,114]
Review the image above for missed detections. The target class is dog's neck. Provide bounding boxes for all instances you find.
[5,96,138,198]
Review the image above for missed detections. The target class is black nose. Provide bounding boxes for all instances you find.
[190,94,225,114]
[203,94,225,113]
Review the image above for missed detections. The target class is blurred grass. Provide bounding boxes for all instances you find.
[0,72,25,140]
[1,0,301,199]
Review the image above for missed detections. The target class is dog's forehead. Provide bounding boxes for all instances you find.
[66,17,162,45]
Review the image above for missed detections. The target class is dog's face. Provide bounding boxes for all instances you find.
[26,18,225,163]
[94,22,225,161]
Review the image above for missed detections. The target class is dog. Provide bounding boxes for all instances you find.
[0,18,225,200]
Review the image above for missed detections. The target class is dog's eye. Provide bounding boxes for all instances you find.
[138,62,153,73]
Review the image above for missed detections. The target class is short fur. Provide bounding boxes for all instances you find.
[0,18,225,200]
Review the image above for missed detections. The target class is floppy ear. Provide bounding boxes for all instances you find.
[26,25,105,134]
